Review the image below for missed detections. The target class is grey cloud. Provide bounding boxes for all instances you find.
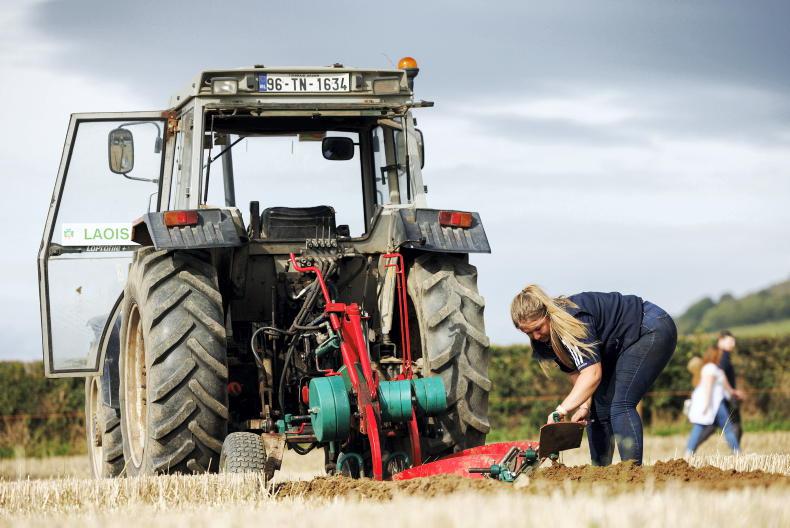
[454,81,790,147]
[5,1,790,359]
[474,115,645,146]
[32,0,790,104]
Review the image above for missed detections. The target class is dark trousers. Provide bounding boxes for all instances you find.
[587,302,677,465]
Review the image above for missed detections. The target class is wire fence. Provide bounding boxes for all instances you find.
[0,388,786,421]
[491,387,789,404]
[0,412,83,422]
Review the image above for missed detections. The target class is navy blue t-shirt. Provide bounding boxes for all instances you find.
[532,291,644,372]
[720,351,737,388]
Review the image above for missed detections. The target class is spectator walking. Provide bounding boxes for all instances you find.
[683,356,704,417]
[688,331,744,448]
[686,345,743,455]
[717,331,743,442]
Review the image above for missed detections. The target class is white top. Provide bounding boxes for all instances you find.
[688,363,729,426]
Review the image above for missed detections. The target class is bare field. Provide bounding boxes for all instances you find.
[0,432,787,527]
[3,430,786,481]
[2,487,789,528]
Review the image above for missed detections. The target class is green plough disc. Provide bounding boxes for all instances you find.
[411,377,448,416]
[378,379,413,422]
[308,376,351,442]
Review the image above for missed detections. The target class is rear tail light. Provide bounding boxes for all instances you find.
[163,210,200,227]
[438,210,473,229]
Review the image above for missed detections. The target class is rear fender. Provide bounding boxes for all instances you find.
[397,209,490,254]
[99,311,122,409]
[132,208,246,249]
[85,294,122,398]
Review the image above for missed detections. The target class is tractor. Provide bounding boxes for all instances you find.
[38,57,493,480]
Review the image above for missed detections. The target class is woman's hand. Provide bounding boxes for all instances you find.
[547,406,567,424]
[571,405,590,424]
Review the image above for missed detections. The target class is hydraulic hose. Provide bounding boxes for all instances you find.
[277,261,335,414]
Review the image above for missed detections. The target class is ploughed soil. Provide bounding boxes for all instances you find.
[274,460,788,501]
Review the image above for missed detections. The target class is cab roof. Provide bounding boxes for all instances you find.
[169,65,414,110]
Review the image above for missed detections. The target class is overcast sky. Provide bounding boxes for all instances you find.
[1,0,789,362]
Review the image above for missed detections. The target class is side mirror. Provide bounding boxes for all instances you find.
[108,128,134,174]
[322,137,355,161]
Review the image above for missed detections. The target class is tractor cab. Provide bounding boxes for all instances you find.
[39,60,428,375]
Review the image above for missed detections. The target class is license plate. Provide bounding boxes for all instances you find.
[258,73,350,93]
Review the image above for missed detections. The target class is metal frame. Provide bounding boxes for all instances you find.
[39,111,168,377]
[170,104,196,210]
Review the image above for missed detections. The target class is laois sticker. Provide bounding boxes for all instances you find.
[62,223,137,246]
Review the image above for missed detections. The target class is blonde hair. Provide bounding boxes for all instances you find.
[510,284,596,369]
[687,356,703,387]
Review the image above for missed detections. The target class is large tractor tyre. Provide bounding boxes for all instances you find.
[407,253,491,454]
[119,248,228,475]
[219,432,272,479]
[85,376,125,477]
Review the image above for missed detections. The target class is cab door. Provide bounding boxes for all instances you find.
[39,112,171,377]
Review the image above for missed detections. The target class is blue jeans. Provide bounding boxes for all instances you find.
[587,301,677,465]
[687,401,741,453]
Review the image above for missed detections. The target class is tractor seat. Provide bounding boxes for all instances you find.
[260,206,337,240]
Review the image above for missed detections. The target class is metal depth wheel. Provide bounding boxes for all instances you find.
[407,253,492,454]
[119,248,228,475]
[85,376,124,478]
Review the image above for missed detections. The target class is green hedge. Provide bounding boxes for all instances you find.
[1,336,788,456]
[0,362,85,457]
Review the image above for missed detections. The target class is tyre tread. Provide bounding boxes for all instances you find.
[120,248,228,475]
[220,433,270,477]
[407,254,491,453]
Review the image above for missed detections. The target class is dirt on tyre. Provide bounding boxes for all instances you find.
[85,375,125,477]
[119,248,228,475]
[219,432,273,479]
[407,253,491,454]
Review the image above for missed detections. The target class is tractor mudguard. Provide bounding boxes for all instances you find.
[132,208,246,249]
[397,209,490,254]
[87,300,122,406]
[100,316,122,409]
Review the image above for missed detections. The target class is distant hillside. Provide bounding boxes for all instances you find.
[676,278,790,334]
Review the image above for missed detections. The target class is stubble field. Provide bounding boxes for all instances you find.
[1,432,788,528]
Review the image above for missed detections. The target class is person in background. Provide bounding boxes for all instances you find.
[691,331,744,448]
[717,330,743,442]
[683,356,704,417]
[686,345,743,455]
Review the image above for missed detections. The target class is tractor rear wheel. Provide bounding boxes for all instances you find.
[85,376,124,477]
[119,248,228,475]
[407,254,491,454]
[219,432,272,478]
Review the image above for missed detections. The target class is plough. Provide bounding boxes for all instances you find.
[393,422,584,481]
[289,253,584,482]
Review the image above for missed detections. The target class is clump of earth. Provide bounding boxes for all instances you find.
[274,460,788,500]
